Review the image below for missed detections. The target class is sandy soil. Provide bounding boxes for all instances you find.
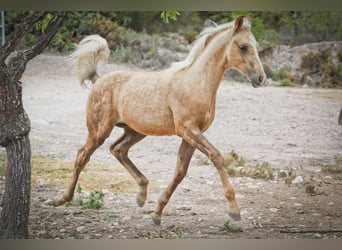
[1,53,342,239]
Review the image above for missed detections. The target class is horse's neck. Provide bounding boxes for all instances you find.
[187,30,230,93]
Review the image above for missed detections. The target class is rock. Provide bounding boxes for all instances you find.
[292,176,304,185]
[270,208,278,213]
[76,226,86,232]
[37,178,48,187]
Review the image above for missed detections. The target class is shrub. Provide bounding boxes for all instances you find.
[88,13,127,50]
[300,49,342,88]
[182,30,198,44]
[272,66,298,87]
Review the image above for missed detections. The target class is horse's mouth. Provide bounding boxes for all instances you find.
[251,75,267,88]
[251,81,261,88]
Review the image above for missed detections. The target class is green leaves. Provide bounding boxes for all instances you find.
[66,185,105,210]
[160,11,180,24]
[35,13,53,33]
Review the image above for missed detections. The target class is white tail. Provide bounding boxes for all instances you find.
[69,35,110,86]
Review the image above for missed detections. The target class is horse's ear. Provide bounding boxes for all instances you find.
[244,15,252,29]
[233,15,252,34]
[233,16,245,33]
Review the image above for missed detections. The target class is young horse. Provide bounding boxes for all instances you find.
[54,16,266,225]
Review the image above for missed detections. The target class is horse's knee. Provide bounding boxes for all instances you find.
[110,144,122,159]
[138,176,149,187]
[208,150,225,168]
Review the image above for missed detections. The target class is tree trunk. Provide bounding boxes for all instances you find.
[0,75,31,239]
[0,11,66,239]
[0,135,31,239]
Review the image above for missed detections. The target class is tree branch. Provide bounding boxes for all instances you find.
[0,11,47,63]
[22,12,66,61]
[7,11,66,80]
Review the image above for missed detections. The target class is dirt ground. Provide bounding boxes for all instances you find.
[1,53,342,239]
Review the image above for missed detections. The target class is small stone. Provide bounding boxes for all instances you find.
[270,208,278,213]
[292,176,304,185]
[122,215,131,221]
[76,226,86,232]
[39,230,47,236]
[59,228,67,233]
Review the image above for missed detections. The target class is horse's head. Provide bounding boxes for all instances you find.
[226,16,266,88]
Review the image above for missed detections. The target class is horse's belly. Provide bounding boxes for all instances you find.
[119,105,175,136]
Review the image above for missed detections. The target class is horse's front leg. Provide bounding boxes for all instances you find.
[151,139,195,225]
[182,128,241,221]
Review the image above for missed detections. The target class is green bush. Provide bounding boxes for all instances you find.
[272,66,298,87]
[182,30,198,44]
[88,13,127,50]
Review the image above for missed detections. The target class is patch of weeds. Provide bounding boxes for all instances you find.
[252,162,274,180]
[304,183,316,194]
[224,150,274,180]
[66,185,105,210]
[223,150,245,168]
[196,156,210,166]
[302,176,317,194]
[277,166,297,184]
[321,157,342,174]
[70,230,82,239]
[219,221,243,233]
[272,66,299,87]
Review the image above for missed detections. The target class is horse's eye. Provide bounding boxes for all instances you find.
[239,44,248,53]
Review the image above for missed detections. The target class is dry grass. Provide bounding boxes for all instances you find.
[0,153,158,193]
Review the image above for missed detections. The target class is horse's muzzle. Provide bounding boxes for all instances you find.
[251,74,266,88]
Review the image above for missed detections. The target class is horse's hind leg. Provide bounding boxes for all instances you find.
[54,101,115,206]
[54,128,111,206]
[151,139,195,225]
[110,126,148,207]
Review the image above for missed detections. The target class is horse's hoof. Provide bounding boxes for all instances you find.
[136,197,145,207]
[52,200,62,207]
[228,211,241,221]
[151,214,161,226]
[46,200,56,207]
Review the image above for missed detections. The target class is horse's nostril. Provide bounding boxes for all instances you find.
[258,75,264,84]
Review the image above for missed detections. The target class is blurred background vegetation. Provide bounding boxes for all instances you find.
[5,11,341,51]
[4,11,342,87]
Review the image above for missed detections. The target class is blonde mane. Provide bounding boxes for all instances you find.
[171,20,234,70]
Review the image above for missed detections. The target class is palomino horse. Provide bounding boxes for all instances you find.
[54,16,266,225]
